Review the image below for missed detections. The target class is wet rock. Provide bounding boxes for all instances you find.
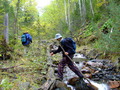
[81,69,91,74]
[75,80,94,90]
[67,77,98,90]
[73,54,88,61]
[92,78,101,81]
[84,74,92,78]
[68,77,79,86]
[82,67,95,73]
[54,68,58,73]
[116,75,120,79]
[108,81,120,89]
[86,61,103,68]
[75,61,79,64]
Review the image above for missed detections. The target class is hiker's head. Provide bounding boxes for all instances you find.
[25,31,28,33]
[23,31,28,34]
[55,33,62,41]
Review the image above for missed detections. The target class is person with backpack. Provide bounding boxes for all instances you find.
[50,33,84,81]
[21,32,32,54]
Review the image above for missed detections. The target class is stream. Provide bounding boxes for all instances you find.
[62,53,111,90]
[41,50,120,90]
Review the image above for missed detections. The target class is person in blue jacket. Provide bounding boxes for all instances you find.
[21,32,32,46]
[21,32,32,54]
[50,33,84,81]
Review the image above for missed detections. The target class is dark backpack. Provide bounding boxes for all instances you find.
[65,37,76,51]
[21,34,27,43]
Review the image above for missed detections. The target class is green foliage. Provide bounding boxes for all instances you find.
[84,24,94,37]
[100,19,112,30]
[0,0,119,57]
[93,0,120,53]
[94,29,120,53]
[0,78,13,90]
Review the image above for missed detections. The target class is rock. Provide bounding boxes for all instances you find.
[92,78,100,81]
[73,53,88,61]
[68,77,79,86]
[84,74,92,78]
[82,67,95,73]
[108,81,120,89]
[54,68,58,73]
[67,77,98,90]
[81,69,91,74]
[19,82,30,90]
[55,80,70,90]
[86,61,103,68]
[31,86,39,90]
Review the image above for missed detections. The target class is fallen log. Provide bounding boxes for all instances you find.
[39,67,69,90]
[39,67,56,90]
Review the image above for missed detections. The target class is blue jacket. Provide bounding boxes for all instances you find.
[53,38,76,56]
[22,33,32,46]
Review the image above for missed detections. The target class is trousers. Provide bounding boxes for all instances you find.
[58,54,83,79]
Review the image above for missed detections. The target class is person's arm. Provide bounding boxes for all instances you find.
[50,43,63,56]
[52,46,62,54]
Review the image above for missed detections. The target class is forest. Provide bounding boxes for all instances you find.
[0,0,120,90]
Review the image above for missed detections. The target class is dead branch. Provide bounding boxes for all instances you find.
[0,64,23,71]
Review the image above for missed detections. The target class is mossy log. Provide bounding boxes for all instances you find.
[39,66,69,90]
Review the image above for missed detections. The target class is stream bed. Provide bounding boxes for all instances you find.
[60,53,120,90]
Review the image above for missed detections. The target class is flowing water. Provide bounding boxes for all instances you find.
[63,53,110,90]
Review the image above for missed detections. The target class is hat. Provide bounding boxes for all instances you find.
[55,33,62,39]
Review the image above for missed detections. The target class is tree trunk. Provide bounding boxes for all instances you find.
[4,13,9,44]
[82,0,86,24]
[68,0,73,36]
[64,0,68,24]
[78,0,82,18]
[90,0,94,16]
[13,0,20,45]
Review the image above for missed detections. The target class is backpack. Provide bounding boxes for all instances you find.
[65,37,76,51]
[21,34,27,43]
